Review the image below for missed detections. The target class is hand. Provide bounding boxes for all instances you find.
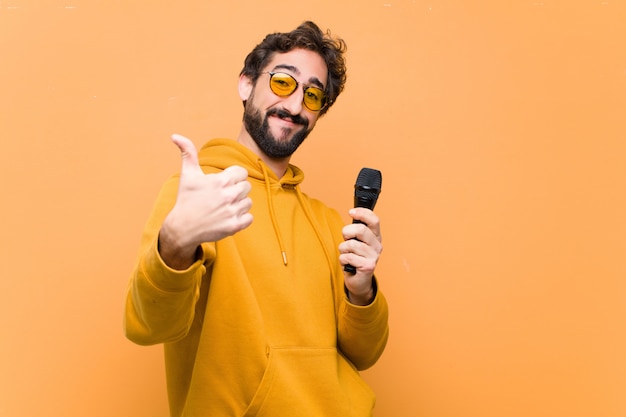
[338,208,383,305]
[159,134,253,269]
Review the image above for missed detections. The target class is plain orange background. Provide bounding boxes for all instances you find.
[1,1,625,416]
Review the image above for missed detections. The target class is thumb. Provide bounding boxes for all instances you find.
[171,133,202,176]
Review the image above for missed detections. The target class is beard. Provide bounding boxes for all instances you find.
[243,101,311,159]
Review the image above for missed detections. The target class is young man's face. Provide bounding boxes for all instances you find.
[240,48,329,159]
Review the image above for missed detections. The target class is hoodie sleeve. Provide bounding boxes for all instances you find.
[337,282,389,370]
[322,207,390,370]
[123,175,214,346]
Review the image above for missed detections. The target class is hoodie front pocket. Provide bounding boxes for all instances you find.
[242,346,375,417]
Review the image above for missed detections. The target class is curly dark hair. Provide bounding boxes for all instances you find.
[240,21,347,115]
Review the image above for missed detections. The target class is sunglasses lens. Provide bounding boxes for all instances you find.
[269,73,298,96]
[303,87,326,111]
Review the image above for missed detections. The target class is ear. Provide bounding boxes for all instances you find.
[238,74,253,101]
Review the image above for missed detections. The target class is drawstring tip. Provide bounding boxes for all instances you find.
[281,252,288,266]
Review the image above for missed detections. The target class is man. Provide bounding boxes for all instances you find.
[124,21,389,417]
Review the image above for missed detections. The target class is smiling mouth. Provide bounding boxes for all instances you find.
[271,114,299,126]
[267,109,307,127]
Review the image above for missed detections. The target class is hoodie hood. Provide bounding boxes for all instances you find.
[197,138,305,186]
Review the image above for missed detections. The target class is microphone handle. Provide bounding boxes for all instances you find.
[344,218,364,274]
[344,194,378,274]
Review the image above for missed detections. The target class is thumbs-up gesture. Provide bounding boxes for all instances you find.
[158,134,253,270]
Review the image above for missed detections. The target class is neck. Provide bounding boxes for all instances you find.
[236,126,290,178]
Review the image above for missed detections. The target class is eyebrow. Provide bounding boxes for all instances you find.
[272,64,326,90]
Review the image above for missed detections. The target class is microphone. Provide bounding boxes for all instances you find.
[344,168,382,274]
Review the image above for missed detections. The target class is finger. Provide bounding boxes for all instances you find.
[218,166,251,201]
[233,180,252,201]
[236,199,254,223]
[348,209,381,241]
[339,237,368,257]
[171,133,202,176]
[340,229,382,261]
[341,249,378,273]
[349,208,379,226]
[342,223,373,243]
[221,165,250,184]
[340,252,373,276]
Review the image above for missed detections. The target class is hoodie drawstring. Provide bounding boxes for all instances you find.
[295,187,336,277]
[295,186,339,312]
[260,163,288,266]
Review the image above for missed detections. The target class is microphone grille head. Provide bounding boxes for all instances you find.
[356,168,382,192]
[354,168,382,206]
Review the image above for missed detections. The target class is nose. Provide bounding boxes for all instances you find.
[280,87,304,115]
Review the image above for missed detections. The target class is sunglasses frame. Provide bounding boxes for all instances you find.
[265,71,329,112]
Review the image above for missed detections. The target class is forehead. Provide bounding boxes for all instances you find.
[264,48,328,86]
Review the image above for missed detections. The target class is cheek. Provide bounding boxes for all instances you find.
[306,114,320,129]
[246,87,279,110]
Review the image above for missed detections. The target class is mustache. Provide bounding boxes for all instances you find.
[266,108,308,127]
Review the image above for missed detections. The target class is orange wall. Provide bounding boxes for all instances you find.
[1,1,625,416]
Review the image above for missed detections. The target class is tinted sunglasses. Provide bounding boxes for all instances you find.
[265,72,329,112]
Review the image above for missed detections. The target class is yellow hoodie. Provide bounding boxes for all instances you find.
[125,138,389,417]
